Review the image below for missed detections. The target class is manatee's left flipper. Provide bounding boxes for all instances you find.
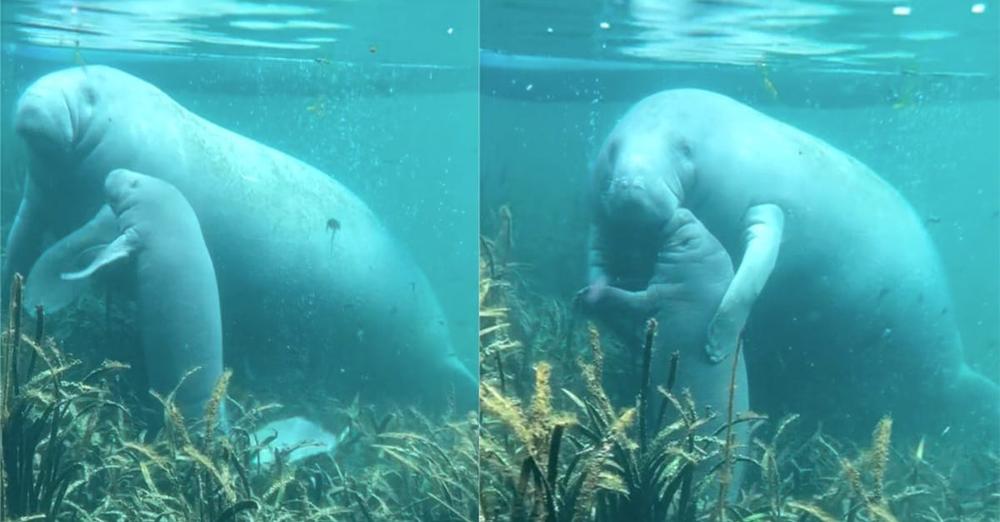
[61,230,139,281]
[577,282,666,319]
[706,203,784,362]
[24,205,122,313]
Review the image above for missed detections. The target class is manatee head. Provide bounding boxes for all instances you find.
[103,168,145,213]
[14,67,112,170]
[593,130,681,230]
[103,168,184,228]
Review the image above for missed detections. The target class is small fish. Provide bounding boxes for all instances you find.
[925,215,942,224]
[369,45,378,54]
[314,57,331,65]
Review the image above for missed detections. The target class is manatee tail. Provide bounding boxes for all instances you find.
[444,356,479,412]
[943,365,1000,447]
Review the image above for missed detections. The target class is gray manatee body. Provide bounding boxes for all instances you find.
[5,66,475,412]
[586,88,998,442]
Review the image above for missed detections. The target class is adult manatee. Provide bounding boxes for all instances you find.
[583,88,998,441]
[5,65,475,415]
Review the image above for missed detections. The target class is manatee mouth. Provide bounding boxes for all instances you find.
[604,172,677,227]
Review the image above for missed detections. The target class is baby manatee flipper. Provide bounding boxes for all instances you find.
[61,230,138,281]
[24,205,120,313]
[705,203,784,362]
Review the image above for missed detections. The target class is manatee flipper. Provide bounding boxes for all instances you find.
[61,230,139,281]
[585,223,610,286]
[24,205,121,313]
[706,203,784,362]
[252,416,348,468]
[3,179,49,296]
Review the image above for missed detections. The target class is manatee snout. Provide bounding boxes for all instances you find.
[602,185,675,231]
[14,90,74,157]
[599,151,678,228]
[14,69,102,163]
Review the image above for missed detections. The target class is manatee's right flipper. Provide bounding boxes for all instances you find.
[585,223,610,290]
[24,205,122,313]
[3,179,49,297]
[706,203,784,363]
[252,416,348,469]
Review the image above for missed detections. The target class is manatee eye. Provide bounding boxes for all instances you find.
[81,84,98,105]
[606,140,620,165]
[675,137,691,158]
[129,178,139,189]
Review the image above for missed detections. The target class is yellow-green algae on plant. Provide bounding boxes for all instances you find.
[1,272,478,521]
[477,206,1000,522]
